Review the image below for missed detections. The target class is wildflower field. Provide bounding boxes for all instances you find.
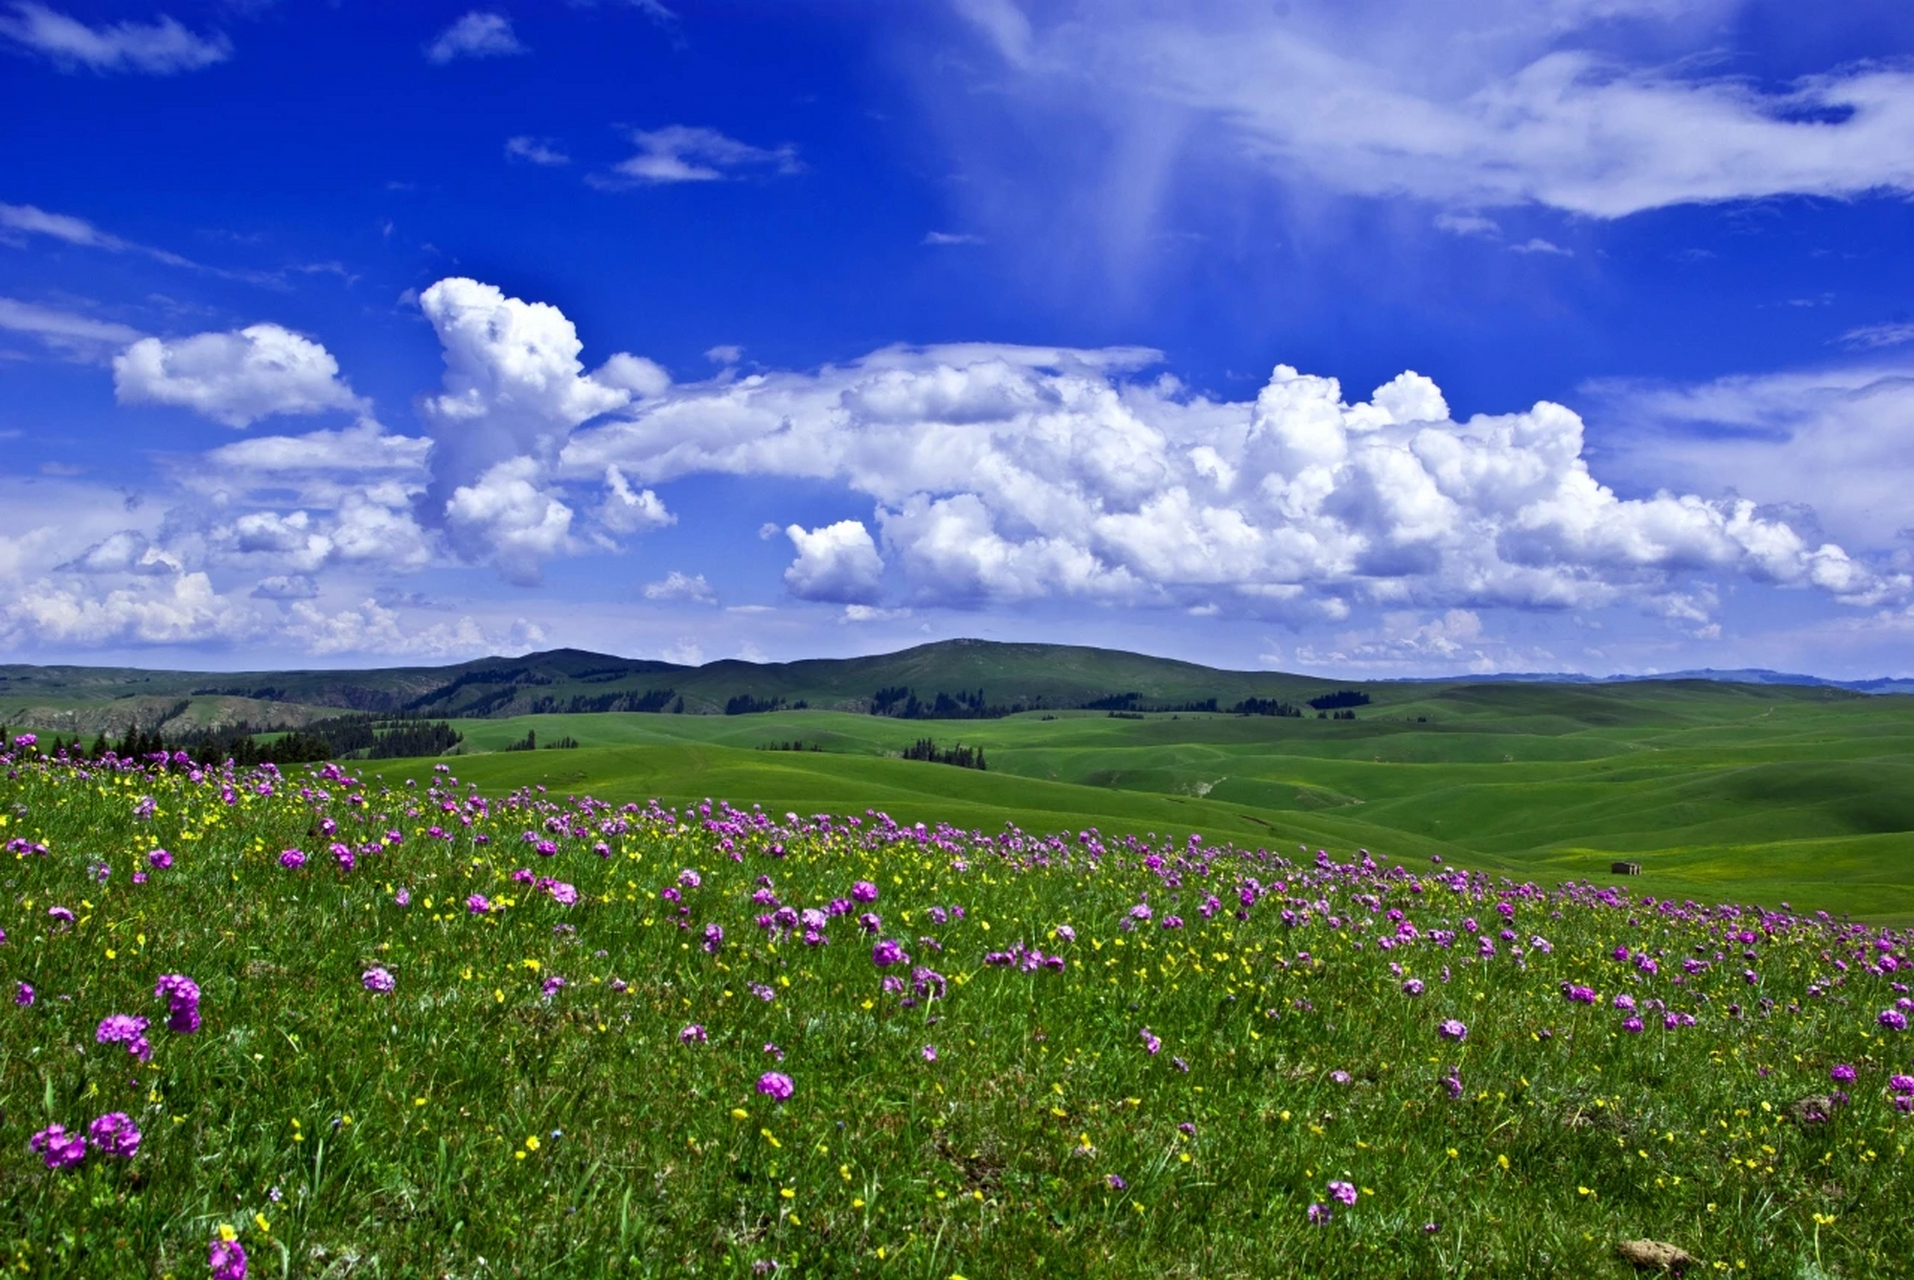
[2,741,1912,1277]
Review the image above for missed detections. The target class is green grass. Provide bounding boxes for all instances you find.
[2,750,1910,1277]
[377,681,1914,923]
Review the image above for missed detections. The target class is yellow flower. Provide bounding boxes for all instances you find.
[525,1135,540,1151]
[216,1224,238,1242]
[780,1187,795,1200]
[731,1108,749,1121]
[253,1214,271,1235]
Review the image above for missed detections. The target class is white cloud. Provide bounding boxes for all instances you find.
[505,135,569,166]
[1841,323,1914,351]
[705,344,743,365]
[782,520,886,604]
[0,3,230,74]
[0,296,142,358]
[1587,363,1914,556]
[595,126,800,186]
[594,352,671,398]
[841,603,912,623]
[424,11,525,65]
[556,325,1904,615]
[1,571,257,648]
[929,0,1914,237]
[1434,212,1500,239]
[600,465,675,533]
[643,571,716,604]
[444,456,575,584]
[1509,238,1571,256]
[0,202,127,249]
[660,638,704,666]
[251,574,318,600]
[57,530,179,576]
[923,231,986,246]
[113,324,365,427]
[417,276,628,480]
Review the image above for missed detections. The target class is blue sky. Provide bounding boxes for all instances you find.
[3,0,1913,677]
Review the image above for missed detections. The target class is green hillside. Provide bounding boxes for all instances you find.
[338,676,1914,923]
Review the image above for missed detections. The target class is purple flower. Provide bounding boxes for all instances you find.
[147,849,173,870]
[362,967,395,994]
[678,868,702,889]
[209,1236,248,1280]
[1621,1016,1644,1034]
[1055,924,1076,943]
[749,982,776,1002]
[922,1044,938,1062]
[756,1071,794,1102]
[1307,1203,1332,1225]
[541,975,566,999]
[47,905,75,928]
[1401,978,1424,997]
[872,939,910,968]
[96,1013,152,1061]
[1612,994,1635,1012]
[544,880,578,906]
[703,922,725,954]
[29,1124,86,1170]
[1328,1180,1357,1206]
[1329,1070,1351,1085]
[858,912,882,934]
[680,1024,707,1044]
[851,880,878,903]
[279,849,307,869]
[1140,1027,1162,1056]
[1881,1009,1909,1031]
[1106,1173,1127,1190]
[1830,1063,1857,1084]
[87,1112,141,1159]
[763,1042,784,1060]
[156,973,200,1014]
[394,888,411,907]
[1438,1019,1468,1042]
[1889,1074,1914,1094]
[466,894,491,915]
[14,981,32,1006]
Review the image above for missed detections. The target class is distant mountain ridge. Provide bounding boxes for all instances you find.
[1382,668,1914,695]
[0,639,1903,737]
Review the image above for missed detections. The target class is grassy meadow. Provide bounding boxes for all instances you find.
[385,679,1914,925]
[2,742,1911,1278]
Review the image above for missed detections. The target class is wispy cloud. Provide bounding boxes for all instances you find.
[593,125,800,186]
[923,231,986,246]
[424,12,525,65]
[1840,322,1914,350]
[0,296,143,360]
[0,2,230,75]
[505,136,569,166]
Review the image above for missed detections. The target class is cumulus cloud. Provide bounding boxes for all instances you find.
[57,530,179,575]
[782,521,885,604]
[643,571,716,604]
[554,324,1905,617]
[595,125,800,186]
[417,276,628,485]
[443,456,574,584]
[0,571,256,648]
[114,324,365,427]
[600,465,674,533]
[0,3,230,74]
[424,11,524,64]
